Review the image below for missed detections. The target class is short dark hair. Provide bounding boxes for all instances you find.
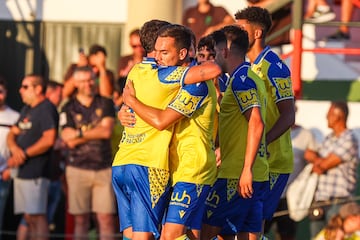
[157,24,192,52]
[140,19,171,54]
[332,101,349,121]
[209,30,227,46]
[26,74,47,94]
[222,25,249,55]
[197,35,215,52]
[89,44,107,57]
[235,6,272,35]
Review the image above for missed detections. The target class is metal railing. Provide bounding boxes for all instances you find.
[266,0,360,99]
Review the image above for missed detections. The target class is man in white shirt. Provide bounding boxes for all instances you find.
[0,76,19,240]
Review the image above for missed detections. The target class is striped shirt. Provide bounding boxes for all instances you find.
[315,129,359,201]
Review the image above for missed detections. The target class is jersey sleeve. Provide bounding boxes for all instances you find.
[231,75,261,113]
[157,65,190,87]
[267,59,294,103]
[168,82,208,118]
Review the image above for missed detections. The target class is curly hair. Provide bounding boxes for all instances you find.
[140,19,171,54]
[235,6,272,35]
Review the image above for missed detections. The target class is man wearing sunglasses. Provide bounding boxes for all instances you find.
[7,74,59,240]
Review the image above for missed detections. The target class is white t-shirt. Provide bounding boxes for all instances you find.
[0,106,20,172]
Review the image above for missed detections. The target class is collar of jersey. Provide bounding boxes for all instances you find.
[253,45,271,65]
[231,61,251,76]
[142,57,156,65]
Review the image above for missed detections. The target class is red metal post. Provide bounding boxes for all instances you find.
[291,29,303,99]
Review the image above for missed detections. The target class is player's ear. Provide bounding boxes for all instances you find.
[179,48,188,61]
[254,28,263,39]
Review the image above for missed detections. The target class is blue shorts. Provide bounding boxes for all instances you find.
[203,178,269,234]
[112,165,171,239]
[263,173,289,220]
[164,182,211,230]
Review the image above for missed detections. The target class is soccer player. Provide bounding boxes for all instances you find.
[112,20,221,240]
[235,6,296,235]
[121,24,218,240]
[201,26,269,240]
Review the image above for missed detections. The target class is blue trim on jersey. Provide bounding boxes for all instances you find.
[219,72,230,93]
[252,47,293,102]
[168,82,209,117]
[189,58,198,66]
[142,57,157,68]
[157,66,190,85]
[230,63,260,113]
[253,46,271,65]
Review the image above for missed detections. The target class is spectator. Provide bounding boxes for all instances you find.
[60,66,116,240]
[182,0,234,42]
[17,80,65,240]
[305,101,359,238]
[314,214,345,240]
[118,28,145,79]
[314,202,360,240]
[339,201,360,238]
[304,0,336,23]
[115,29,145,108]
[7,74,59,240]
[325,0,355,41]
[0,76,19,240]
[62,44,114,99]
[264,102,317,240]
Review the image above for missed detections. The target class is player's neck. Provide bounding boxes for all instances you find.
[248,44,264,64]
[76,93,94,107]
[333,123,347,136]
[30,95,46,108]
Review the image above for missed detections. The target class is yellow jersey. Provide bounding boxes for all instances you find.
[218,62,268,181]
[168,81,218,185]
[251,46,294,174]
[113,58,189,170]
